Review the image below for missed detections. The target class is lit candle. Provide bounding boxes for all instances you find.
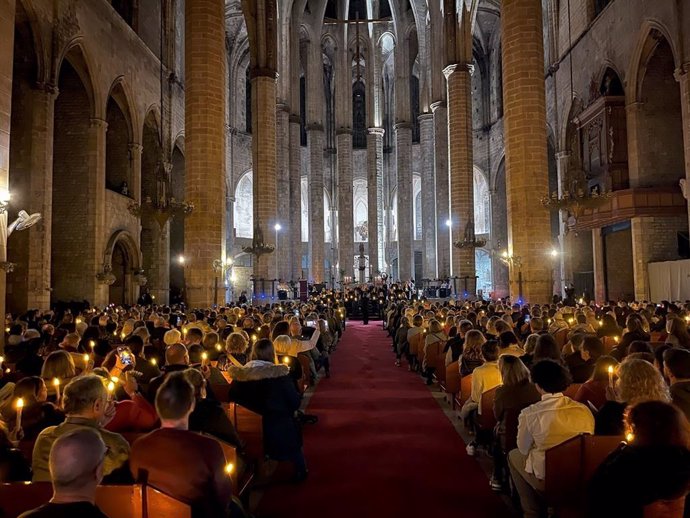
[150,358,157,366]
[614,336,619,344]
[215,344,222,352]
[283,356,291,365]
[89,340,96,349]
[0,355,3,367]
[53,378,61,405]
[83,354,90,369]
[4,327,9,334]
[251,334,257,343]
[107,380,116,395]
[15,398,24,431]
[625,432,634,443]
[224,463,234,475]
[201,352,208,368]
[607,365,614,388]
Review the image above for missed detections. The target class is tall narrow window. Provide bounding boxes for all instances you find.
[245,67,252,133]
[234,173,253,238]
[353,80,367,148]
[300,76,307,146]
[411,75,420,143]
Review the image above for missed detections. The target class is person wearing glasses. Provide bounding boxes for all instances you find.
[20,428,111,517]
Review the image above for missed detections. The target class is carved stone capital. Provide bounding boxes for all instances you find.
[128,143,144,155]
[368,127,385,136]
[443,62,473,80]
[430,100,446,113]
[89,118,108,130]
[418,113,434,123]
[336,127,353,136]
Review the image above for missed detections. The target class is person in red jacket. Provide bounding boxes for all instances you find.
[129,372,234,518]
[104,372,158,433]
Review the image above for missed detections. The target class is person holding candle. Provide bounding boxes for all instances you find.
[40,351,76,404]
[587,401,690,518]
[573,356,619,411]
[32,375,130,483]
[595,358,671,436]
[0,377,64,441]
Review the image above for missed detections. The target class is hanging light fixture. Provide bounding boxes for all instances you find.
[128,0,193,227]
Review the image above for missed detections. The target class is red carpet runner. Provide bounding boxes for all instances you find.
[258,321,512,518]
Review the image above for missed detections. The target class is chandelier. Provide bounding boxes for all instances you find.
[540,183,613,233]
[242,221,275,259]
[128,184,194,228]
[454,216,486,249]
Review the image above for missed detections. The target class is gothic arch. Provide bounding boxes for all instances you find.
[55,40,98,118]
[16,0,47,85]
[103,229,141,270]
[106,77,138,143]
[627,20,680,105]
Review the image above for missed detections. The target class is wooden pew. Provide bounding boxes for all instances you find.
[477,387,498,431]
[0,483,190,518]
[544,434,623,517]
[459,374,473,407]
[445,361,461,409]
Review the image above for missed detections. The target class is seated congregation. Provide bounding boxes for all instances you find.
[0,300,344,518]
[386,299,690,518]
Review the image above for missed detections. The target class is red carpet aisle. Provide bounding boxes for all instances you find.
[258,322,513,518]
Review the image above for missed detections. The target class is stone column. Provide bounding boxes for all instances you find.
[89,118,108,306]
[307,125,325,283]
[184,0,226,307]
[444,62,475,285]
[0,0,14,346]
[367,127,384,276]
[592,228,606,303]
[251,71,278,290]
[336,129,354,280]
[675,67,690,230]
[555,151,571,290]
[289,114,302,281]
[395,123,414,281]
[275,103,290,281]
[26,85,57,310]
[418,113,437,279]
[431,100,450,278]
[129,143,143,204]
[501,0,552,303]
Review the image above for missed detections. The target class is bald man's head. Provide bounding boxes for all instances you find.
[50,428,106,491]
[165,342,189,366]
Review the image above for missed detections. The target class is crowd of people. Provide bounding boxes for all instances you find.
[0,296,346,518]
[385,298,690,518]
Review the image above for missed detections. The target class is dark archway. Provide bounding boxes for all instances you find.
[105,91,132,195]
[51,52,93,303]
[109,241,128,305]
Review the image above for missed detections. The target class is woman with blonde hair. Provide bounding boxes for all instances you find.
[459,329,486,376]
[595,358,671,435]
[41,350,76,403]
[163,328,181,346]
[217,332,250,369]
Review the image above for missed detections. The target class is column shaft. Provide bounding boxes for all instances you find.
[592,228,606,303]
[184,0,226,306]
[445,63,475,283]
[395,123,413,281]
[26,86,56,310]
[501,0,552,303]
[276,104,290,281]
[418,114,436,280]
[251,74,278,285]
[89,118,108,306]
[367,128,383,276]
[432,102,450,278]
[0,0,14,347]
[308,126,325,283]
[676,69,690,230]
[289,116,302,281]
[337,131,354,279]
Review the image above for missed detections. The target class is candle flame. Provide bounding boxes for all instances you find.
[607,365,614,374]
[107,381,115,393]
[283,356,290,365]
[224,463,234,475]
[150,358,157,366]
[83,353,90,363]
[52,378,60,387]
[16,398,24,409]
[626,433,634,443]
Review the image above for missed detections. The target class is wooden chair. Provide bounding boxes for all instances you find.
[477,387,498,431]
[563,383,582,399]
[445,361,461,409]
[643,496,686,518]
[459,374,473,407]
[0,483,190,518]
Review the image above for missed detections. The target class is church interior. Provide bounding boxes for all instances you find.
[2,0,690,517]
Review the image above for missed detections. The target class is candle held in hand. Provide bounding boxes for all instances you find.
[15,398,24,431]
[607,365,614,387]
[52,378,61,405]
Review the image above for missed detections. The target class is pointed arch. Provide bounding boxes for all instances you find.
[56,40,99,118]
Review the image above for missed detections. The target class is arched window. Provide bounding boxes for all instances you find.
[234,173,253,238]
[301,176,309,242]
[353,179,368,242]
[475,249,493,296]
[353,80,367,148]
[324,191,332,243]
[474,167,490,235]
[413,175,422,240]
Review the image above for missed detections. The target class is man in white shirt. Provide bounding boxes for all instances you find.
[508,359,594,518]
